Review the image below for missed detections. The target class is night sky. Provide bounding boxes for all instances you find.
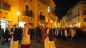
[54,0,80,20]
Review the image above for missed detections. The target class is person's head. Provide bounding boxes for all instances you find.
[13,24,17,28]
[24,23,28,28]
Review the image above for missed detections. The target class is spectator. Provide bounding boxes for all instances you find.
[4,28,10,42]
[10,24,22,48]
[35,26,42,42]
[0,25,4,45]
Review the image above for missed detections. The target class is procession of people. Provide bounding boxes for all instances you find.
[0,23,86,48]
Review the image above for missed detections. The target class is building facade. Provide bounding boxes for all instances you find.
[0,0,57,29]
[62,1,86,28]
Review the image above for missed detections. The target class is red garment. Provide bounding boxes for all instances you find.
[41,29,46,44]
[21,44,29,48]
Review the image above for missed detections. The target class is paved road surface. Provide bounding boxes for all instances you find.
[55,39,86,48]
[0,42,10,48]
[0,39,86,48]
[0,40,44,48]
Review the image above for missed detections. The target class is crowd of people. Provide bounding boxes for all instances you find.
[0,23,86,48]
[29,26,86,48]
[0,23,30,48]
[53,27,86,41]
[30,27,86,42]
[0,26,10,45]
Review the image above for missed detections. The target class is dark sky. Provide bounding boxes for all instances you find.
[54,0,80,20]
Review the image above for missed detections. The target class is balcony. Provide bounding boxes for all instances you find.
[24,10,33,17]
[39,15,45,20]
[0,2,10,11]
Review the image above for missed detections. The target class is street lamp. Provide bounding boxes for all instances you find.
[50,20,53,23]
[17,11,20,26]
[50,20,53,28]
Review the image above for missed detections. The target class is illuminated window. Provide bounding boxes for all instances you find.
[19,22,25,28]
[47,7,51,13]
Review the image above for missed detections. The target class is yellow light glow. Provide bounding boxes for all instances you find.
[50,20,53,23]
[69,25,72,27]
[39,22,41,23]
[54,22,57,28]
[17,11,20,16]
[77,23,80,27]
[58,23,60,25]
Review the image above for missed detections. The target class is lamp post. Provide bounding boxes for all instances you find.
[17,11,20,27]
[50,20,53,28]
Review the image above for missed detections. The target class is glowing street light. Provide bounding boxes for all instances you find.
[17,11,20,16]
[50,20,53,28]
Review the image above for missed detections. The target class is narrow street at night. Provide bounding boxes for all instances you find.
[0,0,86,48]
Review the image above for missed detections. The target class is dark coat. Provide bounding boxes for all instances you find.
[5,29,10,38]
[0,29,4,37]
[13,28,23,41]
[48,29,54,41]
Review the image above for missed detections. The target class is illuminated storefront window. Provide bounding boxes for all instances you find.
[19,21,25,28]
[0,20,8,29]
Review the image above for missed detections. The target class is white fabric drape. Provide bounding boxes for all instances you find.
[44,37,56,48]
[10,36,19,48]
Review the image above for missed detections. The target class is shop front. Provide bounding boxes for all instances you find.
[19,21,25,28]
[0,19,8,29]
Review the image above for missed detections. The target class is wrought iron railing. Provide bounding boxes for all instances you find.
[24,10,33,17]
[39,15,45,20]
